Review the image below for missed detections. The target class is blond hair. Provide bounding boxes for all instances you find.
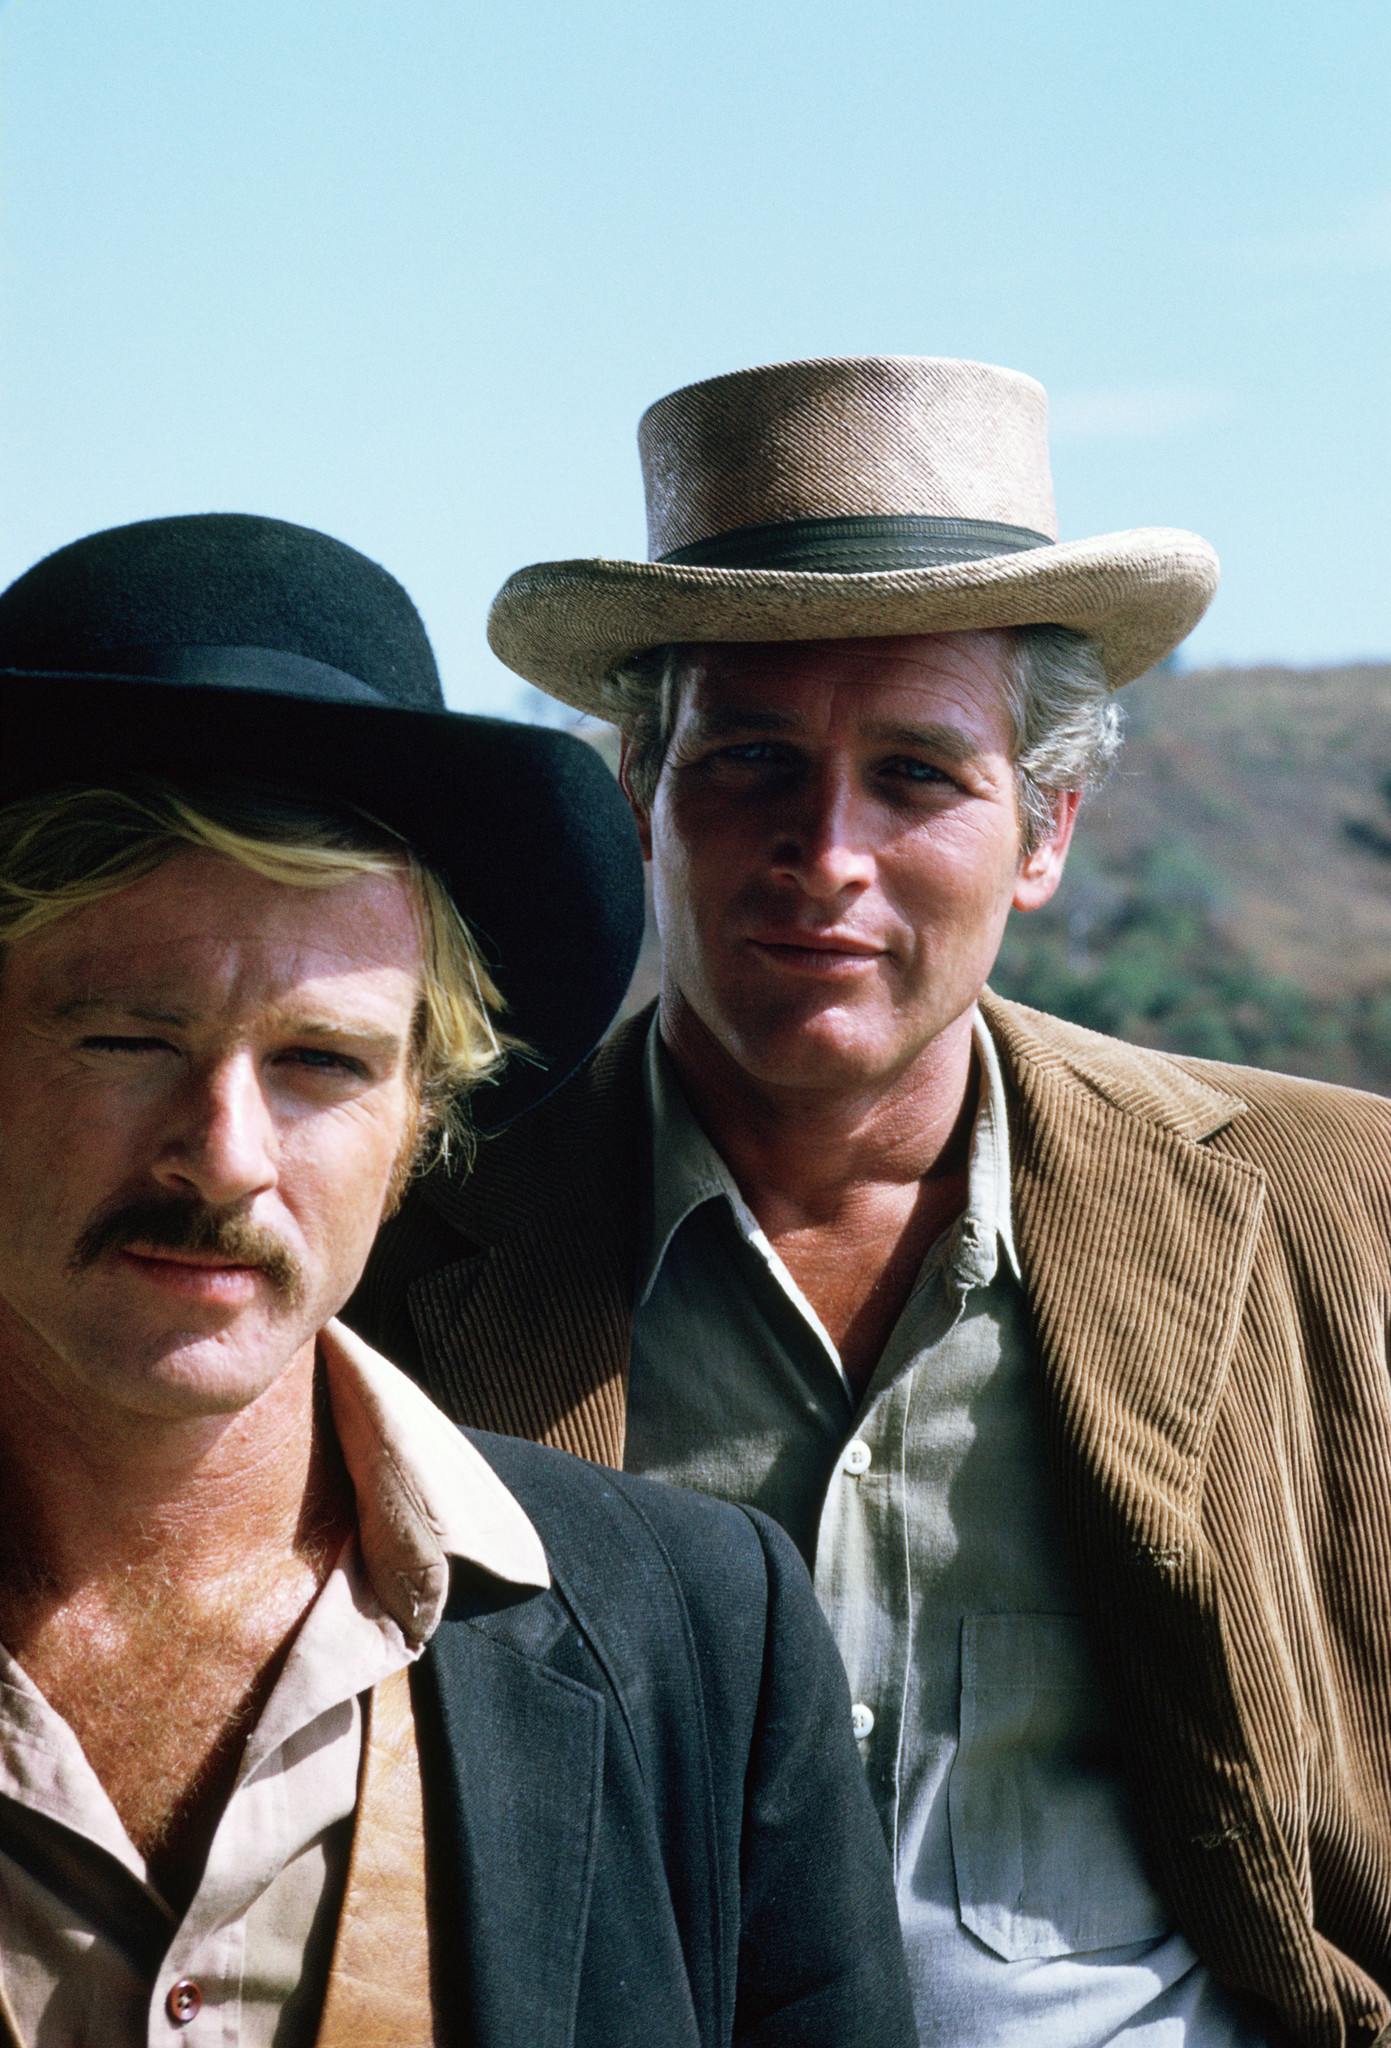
[0,780,518,1174]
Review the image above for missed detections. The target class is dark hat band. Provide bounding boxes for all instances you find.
[107,643,391,705]
[658,513,1054,575]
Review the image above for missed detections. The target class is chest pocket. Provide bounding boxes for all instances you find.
[948,1613,1172,1960]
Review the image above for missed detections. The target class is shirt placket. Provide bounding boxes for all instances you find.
[147,1919,242,2047]
[813,1365,917,1861]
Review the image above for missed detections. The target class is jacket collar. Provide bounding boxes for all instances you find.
[981,991,1264,1528]
[979,990,1247,1144]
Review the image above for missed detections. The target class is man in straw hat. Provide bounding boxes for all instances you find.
[0,513,916,2046]
[358,357,1391,2047]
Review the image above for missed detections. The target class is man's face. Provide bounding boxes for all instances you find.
[0,848,423,1424]
[624,632,1076,1099]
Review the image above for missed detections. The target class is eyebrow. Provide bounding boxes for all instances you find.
[53,997,406,1057]
[54,998,191,1026]
[687,705,987,767]
[862,721,988,768]
[686,706,800,740]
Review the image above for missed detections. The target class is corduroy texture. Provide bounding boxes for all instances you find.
[350,997,1391,2047]
[487,356,1220,708]
[354,1021,646,1460]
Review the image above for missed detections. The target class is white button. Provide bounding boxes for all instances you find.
[843,1440,872,1475]
[851,1702,875,1740]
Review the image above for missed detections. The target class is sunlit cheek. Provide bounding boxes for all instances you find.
[282,1098,410,1232]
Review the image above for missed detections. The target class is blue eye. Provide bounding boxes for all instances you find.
[721,742,782,762]
[285,1047,361,1073]
[883,758,950,785]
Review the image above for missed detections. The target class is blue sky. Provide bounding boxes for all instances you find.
[1,0,1387,715]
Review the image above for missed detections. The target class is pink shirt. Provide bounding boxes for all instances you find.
[0,1322,548,2046]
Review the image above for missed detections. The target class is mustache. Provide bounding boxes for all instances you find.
[70,1196,305,1305]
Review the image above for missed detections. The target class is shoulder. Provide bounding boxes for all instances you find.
[984,990,1391,1146]
[468,1426,790,1609]
[983,990,1391,1229]
[463,1428,831,1705]
[417,1006,653,1250]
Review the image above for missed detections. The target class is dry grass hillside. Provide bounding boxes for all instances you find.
[992,660,1391,1093]
[606,660,1391,1096]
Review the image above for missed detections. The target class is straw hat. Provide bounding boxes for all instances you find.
[488,355,1219,714]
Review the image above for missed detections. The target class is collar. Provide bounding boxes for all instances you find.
[320,1320,549,1644]
[955,1009,1021,1288]
[641,1021,754,1306]
[641,1006,1021,1308]
[978,987,1246,1143]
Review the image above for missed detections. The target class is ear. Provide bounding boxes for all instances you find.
[617,735,654,860]
[1012,789,1081,913]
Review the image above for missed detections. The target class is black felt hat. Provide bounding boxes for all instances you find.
[0,513,646,1127]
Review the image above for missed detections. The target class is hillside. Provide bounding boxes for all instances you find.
[608,660,1391,1096]
[992,661,1391,1093]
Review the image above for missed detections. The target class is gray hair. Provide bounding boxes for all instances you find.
[612,626,1123,854]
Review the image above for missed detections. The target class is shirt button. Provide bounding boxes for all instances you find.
[842,1440,872,1475]
[851,1702,875,1740]
[166,1979,202,2025]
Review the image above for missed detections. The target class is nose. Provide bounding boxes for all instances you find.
[152,1053,279,1208]
[769,759,877,901]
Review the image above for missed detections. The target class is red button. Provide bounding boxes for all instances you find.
[166,1979,202,2025]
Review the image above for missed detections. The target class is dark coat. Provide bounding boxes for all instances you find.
[354,997,1391,2046]
[416,1429,917,2048]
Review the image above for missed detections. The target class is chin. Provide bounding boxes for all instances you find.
[729,1016,908,1093]
[80,1310,315,1421]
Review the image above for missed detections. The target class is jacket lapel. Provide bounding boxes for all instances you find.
[415,1608,605,2048]
[985,994,1265,1540]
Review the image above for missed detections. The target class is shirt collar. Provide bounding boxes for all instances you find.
[640,1018,756,1305]
[955,1010,1021,1288]
[641,1007,1020,1302]
[319,1319,549,1644]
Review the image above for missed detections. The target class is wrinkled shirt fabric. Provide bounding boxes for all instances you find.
[0,1322,546,2047]
[627,1014,1270,2047]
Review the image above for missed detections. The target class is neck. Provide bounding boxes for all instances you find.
[657,992,981,1393]
[0,1318,345,1607]
[658,990,979,1218]
[0,1316,356,1908]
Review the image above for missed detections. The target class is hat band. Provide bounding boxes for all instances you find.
[114,643,391,705]
[657,513,1054,574]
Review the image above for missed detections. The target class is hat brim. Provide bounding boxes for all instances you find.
[0,670,646,1128]
[488,527,1220,712]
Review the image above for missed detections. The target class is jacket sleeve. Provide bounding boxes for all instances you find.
[723,1506,917,2048]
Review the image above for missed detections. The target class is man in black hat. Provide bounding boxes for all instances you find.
[0,514,914,2046]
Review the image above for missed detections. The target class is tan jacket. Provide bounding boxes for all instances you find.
[354,994,1391,2048]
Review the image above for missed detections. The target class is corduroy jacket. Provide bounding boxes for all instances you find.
[351,995,1391,2048]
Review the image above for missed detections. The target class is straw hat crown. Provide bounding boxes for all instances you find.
[488,353,1219,710]
[639,356,1058,559]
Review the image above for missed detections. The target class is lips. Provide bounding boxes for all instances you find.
[745,927,883,956]
[117,1247,267,1301]
[743,929,888,977]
